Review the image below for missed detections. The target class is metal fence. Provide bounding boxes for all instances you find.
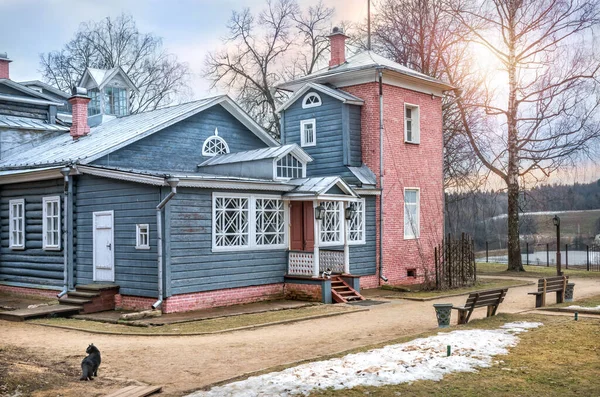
[434,234,477,289]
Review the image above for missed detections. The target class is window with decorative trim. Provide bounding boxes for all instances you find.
[43,196,61,250]
[276,153,304,179]
[348,199,366,244]
[105,86,128,116]
[136,224,150,249]
[404,188,420,239]
[202,128,230,156]
[9,199,25,250]
[320,201,342,245]
[300,119,316,147]
[255,198,285,246]
[302,92,322,108]
[212,194,287,251]
[405,104,420,144]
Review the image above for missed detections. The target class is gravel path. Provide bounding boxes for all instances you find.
[1,276,599,396]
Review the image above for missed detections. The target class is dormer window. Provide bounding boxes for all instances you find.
[302,92,322,109]
[105,86,128,116]
[202,128,230,157]
[88,89,101,116]
[276,153,305,179]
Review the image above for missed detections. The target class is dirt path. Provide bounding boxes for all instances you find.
[2,276,599,396]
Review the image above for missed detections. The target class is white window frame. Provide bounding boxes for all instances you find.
[404,103,420,144]
[42,196,61,251]
[136,224,150,250]
[9,199,25,250]
[404,188,420,239]
[300,118,316,147]
[212,192,288,252]
[273,153,307,180]
[302,92,322,109]
[202,128,230,157]
[348,198,366,245]
[319,201,343,246]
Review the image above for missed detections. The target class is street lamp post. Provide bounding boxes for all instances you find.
[553,215,562,276]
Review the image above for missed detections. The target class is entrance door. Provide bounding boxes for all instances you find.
[93,211,114,282]
[290,202,314,251]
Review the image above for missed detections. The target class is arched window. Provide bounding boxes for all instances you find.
[302,92,322,109]
[202,128,230,156]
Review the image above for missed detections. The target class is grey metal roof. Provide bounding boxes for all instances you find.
[0,114,70,132]
[278,51,453,91]
[0,78,61,103]
[19,80,70,99]
[276,83,364,113]
[82,67,139,92]
[0,96,225,169]
[348,164,377,186]
[199,144,312,167]
[285,176,357,197]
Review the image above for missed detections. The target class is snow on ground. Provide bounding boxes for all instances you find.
[187,322,543,397]
[566,305,600,311]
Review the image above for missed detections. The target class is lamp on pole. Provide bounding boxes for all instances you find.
[553,215,562,276]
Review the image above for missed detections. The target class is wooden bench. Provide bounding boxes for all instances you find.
[452,288,508,324]
[528,275,568,308]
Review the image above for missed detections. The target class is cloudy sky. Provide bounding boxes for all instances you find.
[0,0,366,97]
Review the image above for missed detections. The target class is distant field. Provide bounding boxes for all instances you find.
[527,209,600,237]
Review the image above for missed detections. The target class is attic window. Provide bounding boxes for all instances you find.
[276,153,304,179]
[302,92,322,109]
[202,128,230,157]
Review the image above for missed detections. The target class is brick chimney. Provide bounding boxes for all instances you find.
[0,52,11,79]
[328,27,349,68]
[68,87,91,139]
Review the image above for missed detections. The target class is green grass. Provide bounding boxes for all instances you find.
[554,294,600,308]
[375,278,531,299]
[477,262,600,279]
[30,304,359,335]
[306,314,600,396]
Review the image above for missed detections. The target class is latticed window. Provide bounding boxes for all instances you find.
[202,128,230,156]
[214,196,249,247]
[276,154,304,179]
[348,199,365,244]
[136,224,150,249]
[9,199,25,250]
[404,189,420,239]
[105,86,128,116]
[320,201,341,245]
[300,119,316,147]
[88,89,101,116]
[255,199,285,246]
[43,196,61,250]
[302,92,322,108]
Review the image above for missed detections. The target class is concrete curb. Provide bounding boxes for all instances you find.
[29,307,369,337]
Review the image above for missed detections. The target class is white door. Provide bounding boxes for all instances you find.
[93,211,114,282]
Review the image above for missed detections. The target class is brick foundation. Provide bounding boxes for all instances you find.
[114,294,156,312]
[0,284,60,299]
[284,283,322,302]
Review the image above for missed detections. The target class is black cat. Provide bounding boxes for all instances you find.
[80,343,101,381]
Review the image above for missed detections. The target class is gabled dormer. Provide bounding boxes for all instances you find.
[277,83,363,179]
[79,66,138,121]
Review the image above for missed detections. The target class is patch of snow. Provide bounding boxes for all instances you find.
[187,322,543,397]
[566,305,600,311]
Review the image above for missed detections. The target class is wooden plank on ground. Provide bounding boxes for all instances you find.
[104,385,162,397]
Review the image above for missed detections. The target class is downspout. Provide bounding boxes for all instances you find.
[57,166,71,298]
[378,69,388,283]
[152,177,179,310]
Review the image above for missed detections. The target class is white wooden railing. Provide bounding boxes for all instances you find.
[287,250,345,276]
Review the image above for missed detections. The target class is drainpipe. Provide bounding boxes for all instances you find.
[57,166,71,298]
[152,177,179,310]
[378,69,388,283]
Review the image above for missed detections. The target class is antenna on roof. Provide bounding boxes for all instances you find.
[367,0,371,50]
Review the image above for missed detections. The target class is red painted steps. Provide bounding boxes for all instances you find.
[330,276,364,303]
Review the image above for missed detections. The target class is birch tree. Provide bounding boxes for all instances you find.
[447,0,600,271]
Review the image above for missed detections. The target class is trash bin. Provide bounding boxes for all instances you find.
[565,283,575,302]
[433,303,453,328]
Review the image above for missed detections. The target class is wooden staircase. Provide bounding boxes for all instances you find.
[59,283,119,314]
[330,276,365,303]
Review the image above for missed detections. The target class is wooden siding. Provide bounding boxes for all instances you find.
[349,196,377,275]
[0,179,65,287]
[92,104,268,173]
[0,100,50,121]
[168,188,288,295]
[75,175,161,297]
[348,105,362,166]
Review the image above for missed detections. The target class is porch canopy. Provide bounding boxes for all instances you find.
[284,176,361,277]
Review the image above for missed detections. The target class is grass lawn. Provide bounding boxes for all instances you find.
[307,313,600,397]
[30,304,359,335]
[554,294,600,309]
[372,278,531,300]
[477,262,600,279]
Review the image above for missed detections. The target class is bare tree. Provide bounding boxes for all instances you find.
[447,0,600,271]
[40,13,190,113]
[204,0,334,137]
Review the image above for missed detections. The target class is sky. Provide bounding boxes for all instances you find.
[0,0,367,98]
